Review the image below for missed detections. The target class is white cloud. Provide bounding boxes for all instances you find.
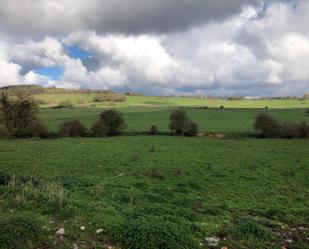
[0,0,308,96]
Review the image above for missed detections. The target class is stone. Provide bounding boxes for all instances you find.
[72,243,78,249]
[56,227,65,235]
[205,237,220,247]
[96,228,103,234]
[80,226,85,231]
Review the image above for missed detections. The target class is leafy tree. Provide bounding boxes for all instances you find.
[169,109,198,136]
[93,109,126,136]
[0,91,47,137]
[169,109,189,135]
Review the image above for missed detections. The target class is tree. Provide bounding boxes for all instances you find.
[93,109,126,136]
[57,120,87,137]
[169,109,198,136]
[0,91,47,137]
[169,109,189,135]
[253,114,281,138]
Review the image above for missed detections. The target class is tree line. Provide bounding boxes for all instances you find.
[0,92,198,138]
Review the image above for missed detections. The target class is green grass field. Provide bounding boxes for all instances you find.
[41,107,309,134]
[1,92,309,249]
[0,137,308,248]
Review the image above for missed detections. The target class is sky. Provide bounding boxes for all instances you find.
[0,0,308,96]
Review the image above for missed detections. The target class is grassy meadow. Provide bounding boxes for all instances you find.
[1,91,309,249]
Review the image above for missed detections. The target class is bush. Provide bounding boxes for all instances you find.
[280,124,300,139]
[110,218,198,249]
[14,119,49,138]
[306,109,309,115]
[184,121,198,137]
[0,92,48,137]
[253,114,281,138]
[169,109,198,136]
[169,109,189,135]
[53,100,73,109]
[57,120,87,137]
[296,122,309,138]
[93,92,126,103]
[94,109,126,136]
[91,119,110,137]
[149,125,158,135]
[0,212,47,249]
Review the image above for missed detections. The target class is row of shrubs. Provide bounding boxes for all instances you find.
[0,92,198,138]
[253,114,309,138]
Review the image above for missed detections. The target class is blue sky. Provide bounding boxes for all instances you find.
[34,45,91,80]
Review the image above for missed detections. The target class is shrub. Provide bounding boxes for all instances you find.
[0,92,48,137]
[110,218,198,249]
[53,100,73,109]
[95,109,126,136]
[91,119,110,137]
[93,92,126,103]
[0,212,47,249]
[184,121,198,137]
[149,125,158,135]
[280,124,300,139]
[14,119,49,138]
[220,105,224,109]
[306,109,309,115]
[253,114,281,138]
[296,121,309,138]
[57,120,87,137]
[169,109,189,135]
[169,109,198,136]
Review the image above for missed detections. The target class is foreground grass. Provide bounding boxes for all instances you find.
[41,106,309,133]
[0,137,308,248]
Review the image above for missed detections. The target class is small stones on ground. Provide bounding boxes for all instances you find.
[285,239,293,243]
[72,242,78,249]
[80,226,85,231]
[205,237,220,247]
[96,228,103,234]
[56,227,65,235]
[221,247,228,249]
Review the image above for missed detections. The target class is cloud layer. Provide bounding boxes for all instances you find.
[0,0,308,96]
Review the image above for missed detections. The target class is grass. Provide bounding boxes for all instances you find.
[1,92,309,248]
[40,106,309,133]
[34,93,309,109]
[0,137,308,248]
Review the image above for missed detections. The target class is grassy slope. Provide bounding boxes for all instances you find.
[34,94,309,108]
[0,137,308,248]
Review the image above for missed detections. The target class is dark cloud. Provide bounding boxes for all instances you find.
[0,0,259,36]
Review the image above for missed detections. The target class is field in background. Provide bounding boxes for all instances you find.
[34,93,309,108]
[41,107,309,133]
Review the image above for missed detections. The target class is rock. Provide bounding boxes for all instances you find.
[72,243,78,249]
[96,228,103,234]
[205,237,220,247]
[285,239,293,243]
[80,226,85,231]
[56,227,65,235]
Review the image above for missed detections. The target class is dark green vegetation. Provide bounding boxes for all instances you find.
[0,137,308,248]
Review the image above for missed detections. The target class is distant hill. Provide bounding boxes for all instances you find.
[0,85,113,95]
